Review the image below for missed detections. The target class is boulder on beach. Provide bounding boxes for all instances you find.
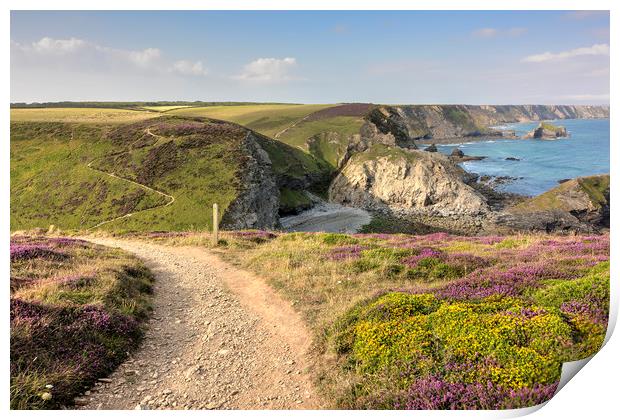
[424,144,438,152]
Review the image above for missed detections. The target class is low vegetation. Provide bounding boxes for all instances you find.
[10,235,155,409]
[137,230,609,409]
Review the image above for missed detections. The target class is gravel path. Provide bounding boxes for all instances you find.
[76,238,323,410]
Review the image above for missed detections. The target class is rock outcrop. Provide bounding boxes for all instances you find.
[221,131,280,229]
[523,122,568,139]
[329,145,490,233]
[492,174,609,233]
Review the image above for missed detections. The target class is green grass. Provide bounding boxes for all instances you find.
[540,122,562,131]
[442,106,481,133]
[279,116,364,147]
[10,115,246,232]
[279,188,313,215]
[169,104,333,138]
[10,122,168,231]
[253,134,333,191]
[207,231,609,409]
[350,143,419,164]
[512,174,610,213]
[578,175,610,208]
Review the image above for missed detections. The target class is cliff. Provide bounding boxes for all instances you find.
[365,104,608,144]
[493,174,610,233]
[220,131,280,229]
[329,144,490,233]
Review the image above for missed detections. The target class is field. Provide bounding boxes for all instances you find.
[135,230,610,409]
[10,235,155,409]
[169,104,332,138]
[10,108,158,124]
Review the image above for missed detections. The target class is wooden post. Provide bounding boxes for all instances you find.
[212,203,219,246]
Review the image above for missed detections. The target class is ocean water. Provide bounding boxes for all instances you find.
[436,119,610,196]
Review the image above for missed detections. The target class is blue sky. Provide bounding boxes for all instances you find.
[10,10,610,104]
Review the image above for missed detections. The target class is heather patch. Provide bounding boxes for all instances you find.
[326,245,368,261]
[10,235,154,409]
[388,377,558,410]
[230,231,609,409]
[228,230,278,243]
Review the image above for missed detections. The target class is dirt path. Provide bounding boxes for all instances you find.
[77,238,323,410]
[85,128,175,230]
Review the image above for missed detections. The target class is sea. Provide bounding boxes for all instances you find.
[435,119,610,197]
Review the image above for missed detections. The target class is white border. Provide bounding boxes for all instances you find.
[3,1,616,419]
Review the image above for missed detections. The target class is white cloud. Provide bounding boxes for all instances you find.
[31,37,87,54]
[171,60,209,76]
[126,48,162,68]
[523,44,609,63]
[234,57,298,82]
[12,36,206,76]
[472,28,498,38]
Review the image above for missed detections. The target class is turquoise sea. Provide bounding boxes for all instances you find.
[436,119,610,196]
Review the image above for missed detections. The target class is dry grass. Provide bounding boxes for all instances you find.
[10,108,158,124]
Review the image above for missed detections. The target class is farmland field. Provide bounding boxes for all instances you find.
[168,104,332,138]
[10,108,158,124]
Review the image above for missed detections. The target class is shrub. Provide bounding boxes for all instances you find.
[334,292,578,408]
[10,236,154,409]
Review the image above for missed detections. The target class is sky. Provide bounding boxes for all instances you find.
[10,10,610,104]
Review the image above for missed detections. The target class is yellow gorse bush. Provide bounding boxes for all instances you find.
[341,292,574,390]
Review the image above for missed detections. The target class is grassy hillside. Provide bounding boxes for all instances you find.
[511,174,610,213]
[10,114,250,232]
[11,109,335,232]
[128,230,609,409]
[10,235,154,409]
[169,103,371,169]
[10,121,169,231]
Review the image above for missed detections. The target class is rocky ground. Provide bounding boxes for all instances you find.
[74,238,323,410]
